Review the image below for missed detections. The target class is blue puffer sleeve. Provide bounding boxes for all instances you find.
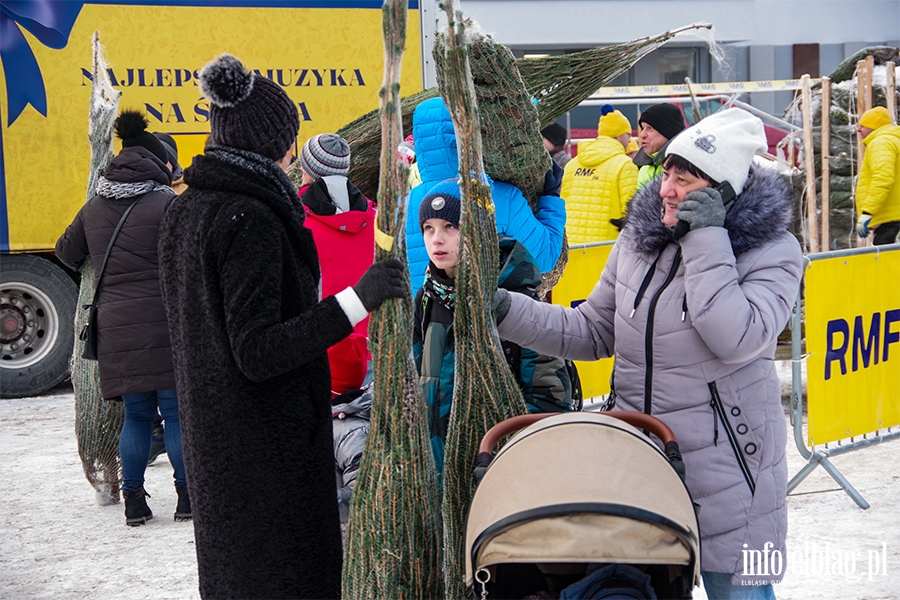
[493,181,566,273]
[405,186,430,291]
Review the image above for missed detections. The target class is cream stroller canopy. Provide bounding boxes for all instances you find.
[465,411,701,594]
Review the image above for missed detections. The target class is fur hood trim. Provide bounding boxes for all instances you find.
[619,166,794,255]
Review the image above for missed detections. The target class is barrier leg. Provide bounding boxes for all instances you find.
[819,455,870,509]
[787,456,820,493]
[788,451,870,509]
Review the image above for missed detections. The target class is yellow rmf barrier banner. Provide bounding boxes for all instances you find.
[805,247,900,445]
[551,242,615,399]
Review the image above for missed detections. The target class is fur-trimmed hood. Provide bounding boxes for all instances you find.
[619,166,794,255]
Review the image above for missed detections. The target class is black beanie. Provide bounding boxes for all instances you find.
[115,110,168,165]
[419,180,461,230]
[541,122,568,148]
[638,103,685,141]
[153,132,179,167]
[199,53,299,161]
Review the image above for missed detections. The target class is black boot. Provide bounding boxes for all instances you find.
[123,487,153,526]
[174,485,192,522]
[147,419,166,465]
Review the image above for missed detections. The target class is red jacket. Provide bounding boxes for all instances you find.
[300,178,376,394]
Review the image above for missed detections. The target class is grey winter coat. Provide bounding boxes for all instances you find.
[497,167,803,583]
[332,389,371,526]
[55,146,176,399]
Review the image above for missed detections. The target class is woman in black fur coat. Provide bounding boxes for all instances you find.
[158,54,406,599]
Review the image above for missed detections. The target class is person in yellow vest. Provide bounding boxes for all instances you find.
[855,106,900,245]
[559,104,638,243]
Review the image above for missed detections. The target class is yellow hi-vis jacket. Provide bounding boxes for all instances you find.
[560,135,638,244]
[857,124,900,226]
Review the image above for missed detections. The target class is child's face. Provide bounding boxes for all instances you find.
[423,218,460,278]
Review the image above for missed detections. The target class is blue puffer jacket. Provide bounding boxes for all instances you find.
[405,97,567,290]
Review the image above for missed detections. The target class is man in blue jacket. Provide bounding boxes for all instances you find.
[404,97,567,290]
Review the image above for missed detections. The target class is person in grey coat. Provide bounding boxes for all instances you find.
[493,109,803,599]
[331,386,372,539]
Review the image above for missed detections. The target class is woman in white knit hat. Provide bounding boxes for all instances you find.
[494,108,803,599]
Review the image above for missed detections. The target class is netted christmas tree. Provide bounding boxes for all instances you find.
[435,3,531,597]
[434,23,567,293]
[72,32,125,506]
[337,23,712,200]
[341,2,443,598]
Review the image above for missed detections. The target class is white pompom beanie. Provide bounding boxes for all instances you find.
[666,108,768,195]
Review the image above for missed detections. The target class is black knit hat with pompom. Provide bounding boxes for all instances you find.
[199,53,299,161]
[115,110,169,165]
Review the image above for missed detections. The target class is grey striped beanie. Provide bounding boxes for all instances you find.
[300,133,350,179]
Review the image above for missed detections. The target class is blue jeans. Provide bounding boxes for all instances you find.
[702,571,776,600]
[120,389,186,491]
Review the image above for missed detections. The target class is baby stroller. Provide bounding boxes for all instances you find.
[465,411,700,599]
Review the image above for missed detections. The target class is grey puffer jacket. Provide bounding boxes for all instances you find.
[332,388,372,526]
[56,146,176,399]
[498,167,803,583]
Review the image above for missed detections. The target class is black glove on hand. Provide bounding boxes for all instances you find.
[491,289,511,325]
[542,160,564,197]
[674,187,726,233]
[354,258,408,312]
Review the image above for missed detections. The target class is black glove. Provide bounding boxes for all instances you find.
[353,258,408,312]
[491,289,511,325]
[542,160,564,197]
[674,187,726,236]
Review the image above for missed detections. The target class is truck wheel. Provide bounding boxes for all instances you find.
[1,255,78,398]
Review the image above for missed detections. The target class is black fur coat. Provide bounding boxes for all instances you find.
[158,149,351,599]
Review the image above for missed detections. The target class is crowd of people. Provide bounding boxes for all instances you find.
[55,47,898,599]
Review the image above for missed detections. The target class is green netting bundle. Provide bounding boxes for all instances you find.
[341,2,443,598]
[435,27,547,209]
[435,4,530,598]
[338,23,712,200]
[434,25,570,294]
[73,32,125,506]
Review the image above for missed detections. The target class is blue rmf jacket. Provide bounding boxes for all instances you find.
[405,97,567,290]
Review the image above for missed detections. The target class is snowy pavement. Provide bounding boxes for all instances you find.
[1,380,898,599]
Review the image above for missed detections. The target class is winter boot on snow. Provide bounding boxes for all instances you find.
[123,487,153,526]
[174,485,192,522]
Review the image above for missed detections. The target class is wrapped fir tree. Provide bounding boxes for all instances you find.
[341,2,443,598]
[73,32,125,506]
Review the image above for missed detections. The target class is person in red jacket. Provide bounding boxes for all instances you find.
[297,133,376,395]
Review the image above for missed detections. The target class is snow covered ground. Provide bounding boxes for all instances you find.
[2,375,899,599]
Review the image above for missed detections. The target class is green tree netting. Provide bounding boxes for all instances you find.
[341,2,444,598]
[436,3,530,597]
[337,23,712,200]
[73,32,125,506]
[433,25,570,295]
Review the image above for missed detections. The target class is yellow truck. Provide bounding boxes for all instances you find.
[0,1,434,397]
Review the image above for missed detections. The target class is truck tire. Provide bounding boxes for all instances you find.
[1,255,78,398]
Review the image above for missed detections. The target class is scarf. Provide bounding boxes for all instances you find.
[423,263,456,311]
[205,145,298,205]
[96,177,174,199]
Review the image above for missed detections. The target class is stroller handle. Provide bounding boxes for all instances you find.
[475,411,686,483]
[478,411,677,455]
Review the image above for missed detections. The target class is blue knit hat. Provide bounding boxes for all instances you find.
[419,180,461,230]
